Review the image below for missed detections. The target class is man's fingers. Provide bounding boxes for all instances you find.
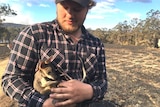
[50,92,71,99]
[51,87,66,93]
[54,98,74,107]
[50,93,75,107]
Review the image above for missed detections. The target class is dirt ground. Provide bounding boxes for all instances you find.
[104,44,160,107]
[0,44,160,107]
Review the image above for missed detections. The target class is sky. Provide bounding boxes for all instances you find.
[0,0,159,29]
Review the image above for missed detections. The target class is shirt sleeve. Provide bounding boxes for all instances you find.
[1,26,47,107]
[89,42,108,101]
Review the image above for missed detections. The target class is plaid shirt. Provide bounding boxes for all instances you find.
[2,19,107,107]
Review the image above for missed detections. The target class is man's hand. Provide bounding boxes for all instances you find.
[43,98,55,107]
[49,79,93,107]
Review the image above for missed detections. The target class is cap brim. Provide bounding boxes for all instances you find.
[55,0,89,7]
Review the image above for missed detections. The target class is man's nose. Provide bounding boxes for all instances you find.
[66,8,74,18]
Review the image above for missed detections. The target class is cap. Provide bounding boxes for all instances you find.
[55,0,90,7]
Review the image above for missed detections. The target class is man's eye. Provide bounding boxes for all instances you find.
[63,6,68,9]
[73,8,82,12]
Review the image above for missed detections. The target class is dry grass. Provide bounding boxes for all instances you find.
[0,58,9,95]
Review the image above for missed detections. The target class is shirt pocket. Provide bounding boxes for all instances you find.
[40,44,65,66]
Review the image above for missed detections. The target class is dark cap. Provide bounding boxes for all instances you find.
[55,0,90,7]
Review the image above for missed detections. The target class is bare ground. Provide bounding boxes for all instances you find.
[0,44,160,107]
[104,44,160,107]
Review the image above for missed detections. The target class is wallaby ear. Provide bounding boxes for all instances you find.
[38,61,47,70]
[38,61,43,71]
[38,57,52,72]
[44,57,53,64]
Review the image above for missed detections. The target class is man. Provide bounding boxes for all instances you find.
[2,0,108,107]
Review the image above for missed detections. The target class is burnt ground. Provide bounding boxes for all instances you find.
[0,44,160,107]
[104,44,160,107]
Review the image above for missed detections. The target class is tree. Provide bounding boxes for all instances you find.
[0,4,17,43]
[105,9,160,47]
[0,3,17,23]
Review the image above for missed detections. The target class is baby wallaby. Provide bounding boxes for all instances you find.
[33,56,86,97]
[33,57,86,107]
[33,60,60,96]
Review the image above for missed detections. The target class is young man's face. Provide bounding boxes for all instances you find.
[56,1,88,34]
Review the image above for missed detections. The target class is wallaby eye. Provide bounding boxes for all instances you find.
[48,71,52,75]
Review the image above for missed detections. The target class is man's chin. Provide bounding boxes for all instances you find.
[62,26,79,34]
